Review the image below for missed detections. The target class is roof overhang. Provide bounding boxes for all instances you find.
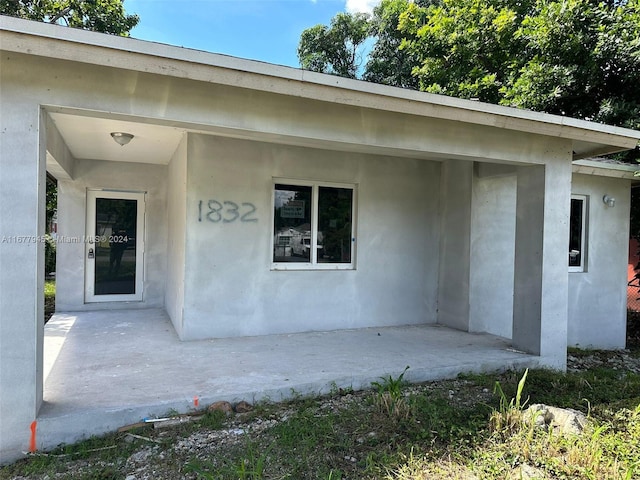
[1,15,639,162]
[572,159,639,180]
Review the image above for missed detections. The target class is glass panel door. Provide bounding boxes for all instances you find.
[85,191,145,302]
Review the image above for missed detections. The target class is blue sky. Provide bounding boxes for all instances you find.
[126,0,378,68]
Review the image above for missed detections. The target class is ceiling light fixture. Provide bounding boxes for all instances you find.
[110,132,134,146]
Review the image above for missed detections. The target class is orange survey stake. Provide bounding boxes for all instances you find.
[29,421,37,453]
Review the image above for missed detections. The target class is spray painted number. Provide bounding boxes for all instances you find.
[198,200,258,223]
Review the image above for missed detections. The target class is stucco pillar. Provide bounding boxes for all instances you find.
[438,159,473,331]
[0,103,45,462]
[513,159,571,369]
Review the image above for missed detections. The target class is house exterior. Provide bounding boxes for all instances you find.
[1,15,639,462]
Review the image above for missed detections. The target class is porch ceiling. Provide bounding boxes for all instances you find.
[48,112,185,165]
[47,110,455,167]
[46,108,495,167]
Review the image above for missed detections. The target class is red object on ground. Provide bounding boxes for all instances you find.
[628,239,640,311]
[29,421,37,453]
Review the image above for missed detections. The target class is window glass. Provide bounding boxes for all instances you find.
[272,181,356,269]
[318,187,353,263]
[569,197,584,268]
[94,198,137,295]
[273,184,312,263]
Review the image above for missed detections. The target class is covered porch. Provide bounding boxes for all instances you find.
[38,308,538,451]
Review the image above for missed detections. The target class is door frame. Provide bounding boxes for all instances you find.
[84,189,146,303]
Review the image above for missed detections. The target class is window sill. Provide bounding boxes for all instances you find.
[271,263,355,271]
[568,267,586,273]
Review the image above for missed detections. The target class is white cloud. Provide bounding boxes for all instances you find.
[345,0,380,14]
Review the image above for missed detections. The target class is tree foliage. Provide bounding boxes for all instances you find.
[0,0,139,35]
[398,0,527,104]
[298,11,371,78]
[298,0,640,158]
[399,0,640,132]
[363,0,422,88]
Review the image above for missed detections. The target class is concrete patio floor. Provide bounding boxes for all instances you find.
[38,309,540,451]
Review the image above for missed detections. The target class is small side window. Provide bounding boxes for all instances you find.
[569,195,588,272]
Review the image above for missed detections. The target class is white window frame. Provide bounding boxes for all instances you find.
[569,194,588,273]
[271,178,357,271]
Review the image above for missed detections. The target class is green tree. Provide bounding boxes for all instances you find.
[0,0,139,35]
[298,1,423,86]
[398,0,529,103]
[363,0,422,88]
[501,0,640,132]
[299,0,639,159]
[399,0,640,158]
[298,11,371,78]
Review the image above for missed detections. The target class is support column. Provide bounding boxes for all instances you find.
[513,159,571,369]
[0,103,45,463]
[438,159,473,331]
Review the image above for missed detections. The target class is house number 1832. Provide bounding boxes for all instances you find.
[198,200,258,223]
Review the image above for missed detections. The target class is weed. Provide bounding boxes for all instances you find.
[230,441,269,480]
[489,368,529,435]
[184,459,216,479]
[329,381,353,396]
[387,448,475,480]
[372,366,410,399]
[372,366,411,419]
[198,409,226,429]
[325,469,343,479]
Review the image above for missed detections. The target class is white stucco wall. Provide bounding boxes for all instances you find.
[0,96,46,465]
[568,174,630,349]
[181,135,441,339]
[438,160,473,331]
[56,160,168,310]
[165,136,188,336]
[467,167,631,349]
[469,166,516,338]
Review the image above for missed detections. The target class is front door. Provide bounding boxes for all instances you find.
[85,190,145,302]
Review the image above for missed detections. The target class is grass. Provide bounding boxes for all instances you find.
[1,351,639,479]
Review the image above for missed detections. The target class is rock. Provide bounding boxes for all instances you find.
[128,448,153,464]
[524,404,588,435]
[509,463,546,479]
[208,401,234,416]
[234,400,253,413]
